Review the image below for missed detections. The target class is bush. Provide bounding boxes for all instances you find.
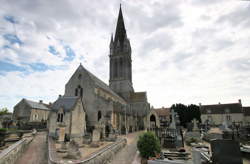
[137,132,161,159]
[185,137,198,146]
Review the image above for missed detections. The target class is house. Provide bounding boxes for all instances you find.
[154,107,170,127]
[48,96,86,142]
[243,107,250,125]
[200,99,244,126]
[13,99,50,123]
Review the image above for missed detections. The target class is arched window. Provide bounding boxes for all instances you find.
[119,58,123,77]
[98,111,102,121]
[80,87,83,97]
[75,85,83,97]
[57,113,64,123]
[75,88,78,96]
[114,59,118,78]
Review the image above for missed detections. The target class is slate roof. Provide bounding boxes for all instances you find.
[130,92,147,102]
[24,99,50,110]
[243,107,250,116]
[200,103,243,114]
[79,65,126,104]
[51,96,79,112]
[154,107,170,117]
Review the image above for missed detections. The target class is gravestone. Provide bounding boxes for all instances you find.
[169,109,176,130]
[185,119,201,142]
[211,139,243,164]
[192,119,199,132]
[65,140,81,159]
[92,129,101,142]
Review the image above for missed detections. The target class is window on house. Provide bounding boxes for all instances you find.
[98,111,102,121]
[57,113,64,123]
[226,115,231,121]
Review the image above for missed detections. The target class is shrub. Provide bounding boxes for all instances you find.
[137,132,161,159]
[185,137,198,146]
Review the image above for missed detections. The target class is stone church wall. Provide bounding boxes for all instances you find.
[64,68,98,127]
[13,102,31,121]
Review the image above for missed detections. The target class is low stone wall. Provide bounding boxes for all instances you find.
[0,138,32,164]
[48,138,127,164]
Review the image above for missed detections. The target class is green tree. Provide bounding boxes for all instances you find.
[0,108,10,115]
[171,103,201,127]
[137,132,161,159]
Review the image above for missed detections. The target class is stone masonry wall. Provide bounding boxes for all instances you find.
[48,138,127,164]
[0,138,32,164]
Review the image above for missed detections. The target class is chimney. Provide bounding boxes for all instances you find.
[59,94,62,98]
[162,106,164,109]
[218,102,221,104]
[199,103,202,107]
[239,99,242,104]
[39,100,43,104]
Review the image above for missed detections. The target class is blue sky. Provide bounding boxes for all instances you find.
[0,0,250,111]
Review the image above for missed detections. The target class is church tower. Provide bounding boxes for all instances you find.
[109,5,134,100]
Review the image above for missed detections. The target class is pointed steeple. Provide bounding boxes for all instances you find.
[114,4,126,47]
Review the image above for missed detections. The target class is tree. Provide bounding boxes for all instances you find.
[137,132,161,159]
[0,108,10,115]
[171,103,201,127]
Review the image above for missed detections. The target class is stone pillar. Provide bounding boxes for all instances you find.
[192,148,201,164]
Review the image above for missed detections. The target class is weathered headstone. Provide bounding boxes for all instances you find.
[65,140,81,159]
[92,129,101,142]
[192,119,199,132]
[211,139,243,164]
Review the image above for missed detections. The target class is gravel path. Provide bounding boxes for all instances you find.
[16,132,47,164]
[110,131,143,164]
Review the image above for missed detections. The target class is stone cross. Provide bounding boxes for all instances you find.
[169,109,176,129]
[192,119,199,132]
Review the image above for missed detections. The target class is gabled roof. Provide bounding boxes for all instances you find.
[78,65,126,104]
[23,99,50,110]
[243,107,250,116]
[130,92,147,102]
[200,103,242,114]
[154,107,170,117]
[51,96,79,112]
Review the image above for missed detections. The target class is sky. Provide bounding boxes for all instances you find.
[0,0,250,111]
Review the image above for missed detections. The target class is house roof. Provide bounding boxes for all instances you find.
[130,92,147,102]
[24,99,50,110]
[243,107,250,116]
[78,65,126,104]
[51,96,79,112]
[154,108,170,117]
[200,103,242,114]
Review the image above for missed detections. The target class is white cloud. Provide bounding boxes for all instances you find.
[0,0,250,111]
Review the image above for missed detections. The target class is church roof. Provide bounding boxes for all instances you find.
[130,92,147,102]
[78,65,126,104]
[200,103,243,114]
[51,96,79,112]
[23,99,50,110]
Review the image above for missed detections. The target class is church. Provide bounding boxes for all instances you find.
[47,6,160,140]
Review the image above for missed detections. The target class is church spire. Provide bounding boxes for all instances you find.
[114,4,126,47]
